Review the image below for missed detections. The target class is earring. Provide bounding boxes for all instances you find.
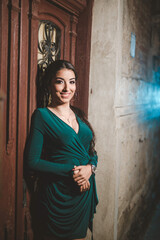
[74,92,78,98]
[48,93,52,105]
[71,92,78,104]
[74,92,78,100]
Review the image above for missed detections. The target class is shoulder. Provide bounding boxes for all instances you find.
[30,108,52,133]
[34,107,47,114]
[31,108,48,125]
[32,107,47,118]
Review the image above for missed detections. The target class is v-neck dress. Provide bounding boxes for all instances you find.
[25,107,98,239]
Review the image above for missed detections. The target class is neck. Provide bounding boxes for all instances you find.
[49,102,71,113]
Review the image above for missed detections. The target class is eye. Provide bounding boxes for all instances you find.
[55,80,64,84]
[70,80,76,84]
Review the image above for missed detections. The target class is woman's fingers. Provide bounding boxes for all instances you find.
[73,165,92,183]
[80,181,90,192]
[86,181,90,189]
[73,175,87,182]
[73,174,82,180]
[73,169,79,175]
[73,165,83,171]
[77,180,87,186]
[80,186,83,192]
[80,182,87,192]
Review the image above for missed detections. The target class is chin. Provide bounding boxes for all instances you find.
[55,98,71,105]
[57,95,74,103]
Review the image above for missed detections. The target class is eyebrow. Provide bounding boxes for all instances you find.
[55,77,76,80]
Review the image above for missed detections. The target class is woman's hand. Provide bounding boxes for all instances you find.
[80,180,90,192]
[73,165,92,186]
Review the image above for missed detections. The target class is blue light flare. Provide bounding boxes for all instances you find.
[136,81,160,122]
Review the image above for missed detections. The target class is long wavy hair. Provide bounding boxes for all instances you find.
[41,59,96,156]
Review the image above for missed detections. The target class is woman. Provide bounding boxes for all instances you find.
[25,60,98,240]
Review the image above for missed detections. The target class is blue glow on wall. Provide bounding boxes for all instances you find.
[136,82,160,122]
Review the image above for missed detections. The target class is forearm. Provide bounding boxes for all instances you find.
[26,157,74,177]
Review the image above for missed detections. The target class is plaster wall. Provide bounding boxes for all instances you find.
[88,0,160,239]
[88,0,119,239]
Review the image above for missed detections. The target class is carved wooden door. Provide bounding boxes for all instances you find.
[24,2,83,239]
[0,0,92,239]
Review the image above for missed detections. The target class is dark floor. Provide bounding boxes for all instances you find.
[143,202,160,240]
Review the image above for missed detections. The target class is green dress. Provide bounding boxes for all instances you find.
[25,107,98,239]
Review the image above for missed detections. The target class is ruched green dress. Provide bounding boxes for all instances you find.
[26,107,98,239]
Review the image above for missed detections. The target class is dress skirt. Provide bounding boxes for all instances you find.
[25,108,98,239]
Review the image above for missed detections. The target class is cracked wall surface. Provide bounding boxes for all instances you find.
[88,0,160,239]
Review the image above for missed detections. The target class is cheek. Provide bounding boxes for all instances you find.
[53,85,63,93]
[72,85,76,92]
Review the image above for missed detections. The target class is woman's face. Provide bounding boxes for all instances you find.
[50,68,76,105]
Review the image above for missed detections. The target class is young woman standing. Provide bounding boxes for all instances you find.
[25,60,98,240]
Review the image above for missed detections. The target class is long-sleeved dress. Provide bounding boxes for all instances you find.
[25,107,98,239]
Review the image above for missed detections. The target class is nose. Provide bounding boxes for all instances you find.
[63,82,69,91]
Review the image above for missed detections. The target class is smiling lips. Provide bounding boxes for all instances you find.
[60,92,71,98]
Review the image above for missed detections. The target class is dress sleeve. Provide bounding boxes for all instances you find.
[89,151,98,167]
[25,109,74,177]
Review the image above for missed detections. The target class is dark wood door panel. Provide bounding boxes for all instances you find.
[16,0,29,239]
[0,1,20,240]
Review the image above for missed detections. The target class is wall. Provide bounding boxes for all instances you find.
[88,0,160,239]
[88,0,119,239]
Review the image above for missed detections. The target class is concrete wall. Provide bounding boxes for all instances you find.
[88,0,119,239]
[88,0,160,239]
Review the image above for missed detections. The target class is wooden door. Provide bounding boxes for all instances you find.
[0,0,93,239]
